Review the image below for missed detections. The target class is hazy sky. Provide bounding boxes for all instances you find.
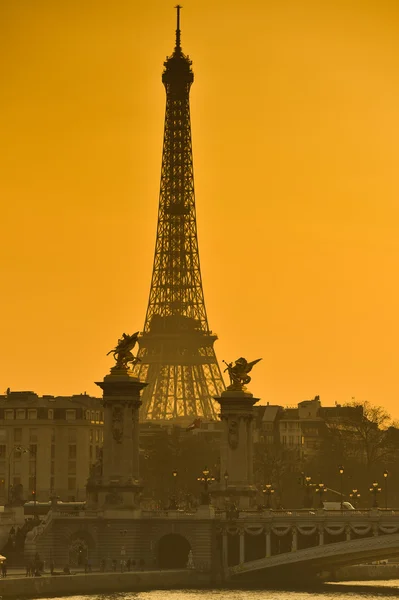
[1,0,399,416]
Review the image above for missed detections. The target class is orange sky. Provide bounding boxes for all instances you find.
[1,0,399,416]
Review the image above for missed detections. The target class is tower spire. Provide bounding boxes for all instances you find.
[175,4,182,53]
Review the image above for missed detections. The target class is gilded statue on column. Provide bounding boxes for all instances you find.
[107,332,141,370]
[223,357,262,391]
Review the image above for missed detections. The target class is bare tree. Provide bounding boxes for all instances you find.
[326,401,398,471]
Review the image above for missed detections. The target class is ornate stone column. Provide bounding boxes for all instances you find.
[222,529,228,569]
[345,525,351,542]
[265,526,271,558]
[213,390,259,509]
[291,526,297,552]
[87,367,147,513]
[239,528,245,564]
[318,524,324,546]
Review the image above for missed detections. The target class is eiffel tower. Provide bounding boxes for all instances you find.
[134,7,225,421]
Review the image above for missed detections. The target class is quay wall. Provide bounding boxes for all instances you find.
[0,569,212,599]
[334,563,399,581]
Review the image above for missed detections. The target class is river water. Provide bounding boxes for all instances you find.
[35,581,399,600]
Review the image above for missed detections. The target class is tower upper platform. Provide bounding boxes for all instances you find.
[162,5,194,91]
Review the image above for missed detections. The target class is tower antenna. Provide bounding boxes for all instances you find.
[175,4,182,51]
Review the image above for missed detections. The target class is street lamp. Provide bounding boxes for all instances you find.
[349,489,361,508]
[338,465,344,509]
[223,470,229,491]
[315,482,327,508]
[304,475,313,508]
[369,481,381,508]
[197,466,215,505]
[383,470,388,510]
[262,484,275,509]
[169,469,178,509]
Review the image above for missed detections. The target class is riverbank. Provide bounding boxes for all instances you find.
[334,564,399,581]
[0,568,212,598]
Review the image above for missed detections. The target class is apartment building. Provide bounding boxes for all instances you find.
[0,390,104,503]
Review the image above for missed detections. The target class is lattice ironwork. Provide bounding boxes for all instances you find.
[134,7,225,420]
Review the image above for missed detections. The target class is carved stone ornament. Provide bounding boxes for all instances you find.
[112,405,123,443]
[105,492,123,505]
[228,420,239,450]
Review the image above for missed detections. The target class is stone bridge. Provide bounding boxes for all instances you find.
[25,506,399,582]
[220,509,399,580]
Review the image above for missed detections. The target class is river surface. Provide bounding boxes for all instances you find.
[34,580,399,600]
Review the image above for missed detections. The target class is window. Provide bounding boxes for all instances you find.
[289,436,294,446]
[16,409,26,420]
[48,409,54,420]
[95,446,100,459]
[29,462,36,475]
[14,448,22,459]
[0,446,5,459]
[5,410,14,420]
[29,429,37,442]
[86,410,90,421]
[68,461,76,474]
[29,444,37,456]
[0,429,6,442]
[89,430,93,443]
[95,430,99,443]
[27,409,37,420]
[68,477,76,491]
[91,411,95,422]
[89,446,93,460]
[12,476,21,486]
[66,409,76,421]
[68,445,77,459]
[100,412,104,423]
[95,411,99,423]
[14,429,22,443]
[68,429,77,443]
[100,431,104,443]
[282,435,287,445]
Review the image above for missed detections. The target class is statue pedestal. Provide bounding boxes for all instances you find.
[87,368,147,512]
[212,389,259,510]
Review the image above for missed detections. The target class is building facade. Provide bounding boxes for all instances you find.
[0,390,103,503]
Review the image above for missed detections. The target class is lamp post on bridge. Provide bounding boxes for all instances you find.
[262,484,275,509]
[304,475,313,508]
[383,470,388,510]
[315,482,326,508]
[197,466,215,505]
[169,469,178,509]
[369,481,381,508]
[338,465,344,510]
[349,489,361,508]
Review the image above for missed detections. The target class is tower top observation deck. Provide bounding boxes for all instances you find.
[162,5,193,90]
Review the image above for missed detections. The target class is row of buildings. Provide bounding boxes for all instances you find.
[0,389,362,504]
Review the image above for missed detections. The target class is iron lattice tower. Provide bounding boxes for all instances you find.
[134,7,225,420]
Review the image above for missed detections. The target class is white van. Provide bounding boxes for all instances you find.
[323,501,355,510]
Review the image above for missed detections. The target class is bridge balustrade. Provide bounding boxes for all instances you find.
[218,508,399,570]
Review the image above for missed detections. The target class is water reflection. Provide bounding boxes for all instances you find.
[35,580,399,600]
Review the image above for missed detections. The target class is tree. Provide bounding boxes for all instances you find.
[326,401,398,471]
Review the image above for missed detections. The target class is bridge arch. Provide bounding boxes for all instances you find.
[68,530,95,566]
[158,533,191,569]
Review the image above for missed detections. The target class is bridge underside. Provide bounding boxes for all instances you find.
[230,534,399,581]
